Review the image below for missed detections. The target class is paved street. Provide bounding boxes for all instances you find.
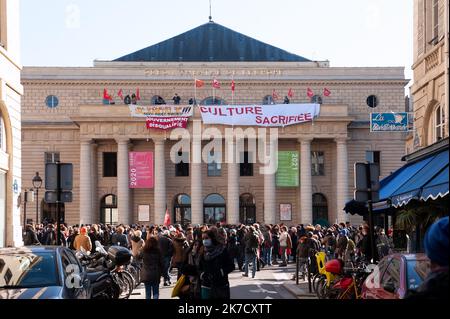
[131,263,307,299]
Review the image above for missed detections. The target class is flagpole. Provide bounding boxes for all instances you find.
[194,78,197,106]
[231,75,234,105]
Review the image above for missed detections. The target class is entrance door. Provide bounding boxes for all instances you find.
[239,193,256,225]
[174,194,191,227]
[100,194,118,225]
[312,193,329,226]
[203,194,226,225]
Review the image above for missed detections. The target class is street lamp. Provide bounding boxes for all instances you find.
[32,172,42,224]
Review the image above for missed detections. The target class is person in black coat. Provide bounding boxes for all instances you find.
[23,224,40,246]
[199,229,235,299]
[158,230,174,286]
[141,236,164,299]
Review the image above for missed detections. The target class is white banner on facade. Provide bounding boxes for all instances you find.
[199,104,320,127]
[129,105,193,117]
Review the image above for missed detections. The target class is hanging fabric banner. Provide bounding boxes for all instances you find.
[199,104,320,127]
[146,117,189,130]
[129,105,193,117]
[129,152,154,189]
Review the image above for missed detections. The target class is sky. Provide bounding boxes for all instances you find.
[20,0,414,86]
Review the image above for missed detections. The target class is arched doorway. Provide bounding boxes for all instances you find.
[240,193,256,225]
[100,194,118,225]
[312,193,329,227]
[174,194,191,227]
[203,194,226,225]
[41,200,65,224]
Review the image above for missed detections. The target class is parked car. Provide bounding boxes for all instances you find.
[0,246,91,299]
[361,253,430,299]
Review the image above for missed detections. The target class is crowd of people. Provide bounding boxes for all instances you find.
[22,220,397,299]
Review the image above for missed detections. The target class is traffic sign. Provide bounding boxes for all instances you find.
[354,162,380,191]
[354,190,379,203]
[44,191,73,203]
[45,163,73,190]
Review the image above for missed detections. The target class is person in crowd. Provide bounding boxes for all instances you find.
[141,236,164,299]
[88,224,102,253]
[289,227,298,263]
[336,229,349,259]
[186,227,194,245]
[67,227,78,250]
[406,216,448,299]
[296,235,309,280]
[271,226,281,264]
[159,230,174,286]
[73,226,92,252]
[42,224,57,245]
[376,227,392,258]
[23,224,40,246]
[172,93,181,105]
[298,224,306,238]
[179,239,204,300]
[199,229,235,299]
[322,229,336,257]
[356,224,379,262]
[243,226,259,278]
[278,226,291,267]
[111,226,129,247]
[262,225,273,266]
[172,231,190,280]
[227,229,239,268]
[130,230,145,262]
[236,224,247,271]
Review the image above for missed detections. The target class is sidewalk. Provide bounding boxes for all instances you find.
[282,279,317,299]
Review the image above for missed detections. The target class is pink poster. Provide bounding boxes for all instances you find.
[129,152,154,189]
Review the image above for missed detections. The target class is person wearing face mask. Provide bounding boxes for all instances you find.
[179,239,204,300]
[198,230,235,299]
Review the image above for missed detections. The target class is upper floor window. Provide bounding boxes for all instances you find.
[45,95,59,108]
[240,152,253,176]
[103,152,117,177]
[0,116,5,152]
[175,152,189,177]
[432,0,439,41]
[207,151,222,176]
[311,151,325,176]
[200,97,226,105]
[263,95,275,105]
[367,95,379,108]
[434,105,445,142]
[366,150,381,170]
[45,152,60,163]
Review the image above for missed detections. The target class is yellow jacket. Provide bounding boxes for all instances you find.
[74,234,92,252]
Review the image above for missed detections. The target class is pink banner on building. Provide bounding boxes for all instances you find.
[146,117,189,130]
[129,152,154,189]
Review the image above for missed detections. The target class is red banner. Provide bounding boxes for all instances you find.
[129,152,154,189]
[146,117,189,130]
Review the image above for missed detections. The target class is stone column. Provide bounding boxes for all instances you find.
[227,138,240,224]
[90,142,98,222]
[117,138,131,225]
[263,138,277,224]
[336,137,349,223]
[154,138,166,225]
[79,139,93,225]
[191,138,203,224]
[299,138,313,225]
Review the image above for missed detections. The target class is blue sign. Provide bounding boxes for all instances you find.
[370,113,408,132]
[13,180,19,194]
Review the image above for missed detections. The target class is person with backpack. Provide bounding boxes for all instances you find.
[279,226,291,267]
[262,225,273,266]
[243,226,260,278]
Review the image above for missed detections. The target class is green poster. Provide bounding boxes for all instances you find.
[276,151,299,187]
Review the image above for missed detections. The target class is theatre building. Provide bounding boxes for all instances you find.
[21,21,408,227]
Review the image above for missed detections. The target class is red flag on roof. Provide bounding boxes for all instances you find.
[323,88,331,97]
[164,208,171,226]
[231,80,235,92]
[118,89,124,100]
[195,79,204,88]
[288,88,294,98]
[212,79,221,89]
[307,88,314,98]
[272,89,279,100]
[136,88,141,100]
[103,89,112,101]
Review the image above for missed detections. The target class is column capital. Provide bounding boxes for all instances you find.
[153,137,166,145]
[298,137,313,144]
[80,138,93,145]
[335,137,349,144]
[115,137,130,145]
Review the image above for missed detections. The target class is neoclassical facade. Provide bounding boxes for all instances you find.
[408,0,449,153]
[1,0,23,247]
[21,22,408,227]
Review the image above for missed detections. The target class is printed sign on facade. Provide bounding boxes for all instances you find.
[129,105,193,117]
[146,117,189,130]
[129,152,154,189]
[199,104,320,127]
[370,113,408,132]
[280,203,292,221]
[276,151,299,187]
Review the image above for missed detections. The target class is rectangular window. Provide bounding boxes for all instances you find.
[433,0,439,40]
[175,152,189,177]
[311,151,325,176]
[207,152,222,176]
[366,151,381,170]
[103,152,117,177]
[45,152,60,164]
[240,152,253,176]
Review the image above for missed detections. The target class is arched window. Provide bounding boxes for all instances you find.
[239,193,256,225]
[434,105,445,142]
[200,97,226,105]
[262,95,275,105]
[100,194,118,225]
[312,193,328,227]
[203,194,226,225]
[151,95,166,105]
[174,194,191,226]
